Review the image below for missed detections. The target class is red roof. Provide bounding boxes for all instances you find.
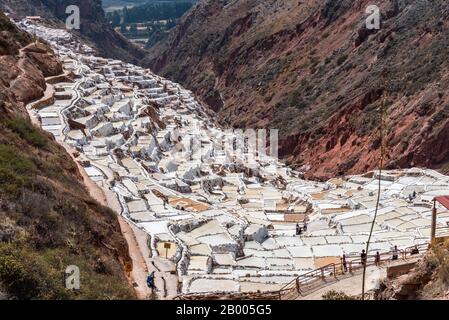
[435,196,449,210]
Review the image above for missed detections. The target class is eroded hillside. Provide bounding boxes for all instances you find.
[0,11,134,299]
[145,0,449,180]
[375,240,449,300]
[0,0,147,64]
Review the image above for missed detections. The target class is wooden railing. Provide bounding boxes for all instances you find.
[278,263,339,299]
[346,242,429,271]
[174,243,430,300]
[277,242,430,300]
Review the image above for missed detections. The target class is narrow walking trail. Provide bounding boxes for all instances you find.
[74,147,179,299]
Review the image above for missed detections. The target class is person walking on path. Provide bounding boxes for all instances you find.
[296,223,302,236]
[375,251,381,266]
[392,245,399,260]
[146,271,157,292]
[342,253,348,273]
[361,250,367,266]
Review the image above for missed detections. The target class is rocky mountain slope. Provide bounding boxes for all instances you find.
[145,0,449,180]
[0,11,134,299]
[0,0,147,64]
[375,241,449,300]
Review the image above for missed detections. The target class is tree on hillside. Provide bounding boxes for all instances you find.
[129,24,138,35]
[166,19,177,29]
[111,11,121,28]
[123,6,129,23]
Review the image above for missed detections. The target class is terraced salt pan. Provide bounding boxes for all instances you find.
[240,276,296,285]
[350,235,370,243]
[304,219,330,233]
[129,211,153,221]
[25,20,449,297]
[166,214,195,221]
[424,189,449,196]
[312,245,343,257]
[272,248,291,258]
[274,236,303,247]
[212,268,233,274]
[139,220,169,235]
[214,253,236,266]
[338,214,375,225]
[364,180,394,190]
[383,218,407,229]
[396,221,421,231]
[244,241,264,250]
[376,211,407,223]
[286,246,313,257]
[126,199,147,213]
[214,214,241,226]
[240,282,284,293]
[301,236,327,246]
[436,212,449,224]
[197,233,237,250]
[340,243,366,254]
[176,232,200,246]
[188,256,210,272]
[243,249,275,258]
[308,229,337,237]
[232,269,258,277]
[388,238,415,248]
[266,258,294,268]
[325,235,352,244]
[365,241,392,251]
[84,166,103,177]
[374,230,415,240]
[190,243,212,256]
[342,223,382,233]
[188,220,225,238]
[293,257,315,269]
[188,278,239,293]
[236,256,266,268]
[261,238,278,250]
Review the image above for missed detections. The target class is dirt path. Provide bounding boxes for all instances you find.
[69,149,153,299]
[60,134,179,299]
[297,265,385,300]
[90,178,180,299]
[297,258,423,300]
[131,223,179,299]
[63,144,179,299]
[24,55,180,300]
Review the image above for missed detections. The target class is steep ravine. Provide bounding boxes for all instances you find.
[0,0,147,65]
[0,11,135,300]
[145,0,449,180]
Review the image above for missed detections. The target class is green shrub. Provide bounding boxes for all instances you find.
[5,117,47,148]
[337,54,348,66]
[0,243,134,300]
[322,290,356,300]
[0,144,36,194]
[0,242,67,299]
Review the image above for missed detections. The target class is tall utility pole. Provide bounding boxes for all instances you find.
[361,78,387,300]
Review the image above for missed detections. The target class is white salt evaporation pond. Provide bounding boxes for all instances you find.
[20,19,449,296]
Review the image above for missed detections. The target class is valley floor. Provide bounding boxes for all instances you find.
[18,19,449,299]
